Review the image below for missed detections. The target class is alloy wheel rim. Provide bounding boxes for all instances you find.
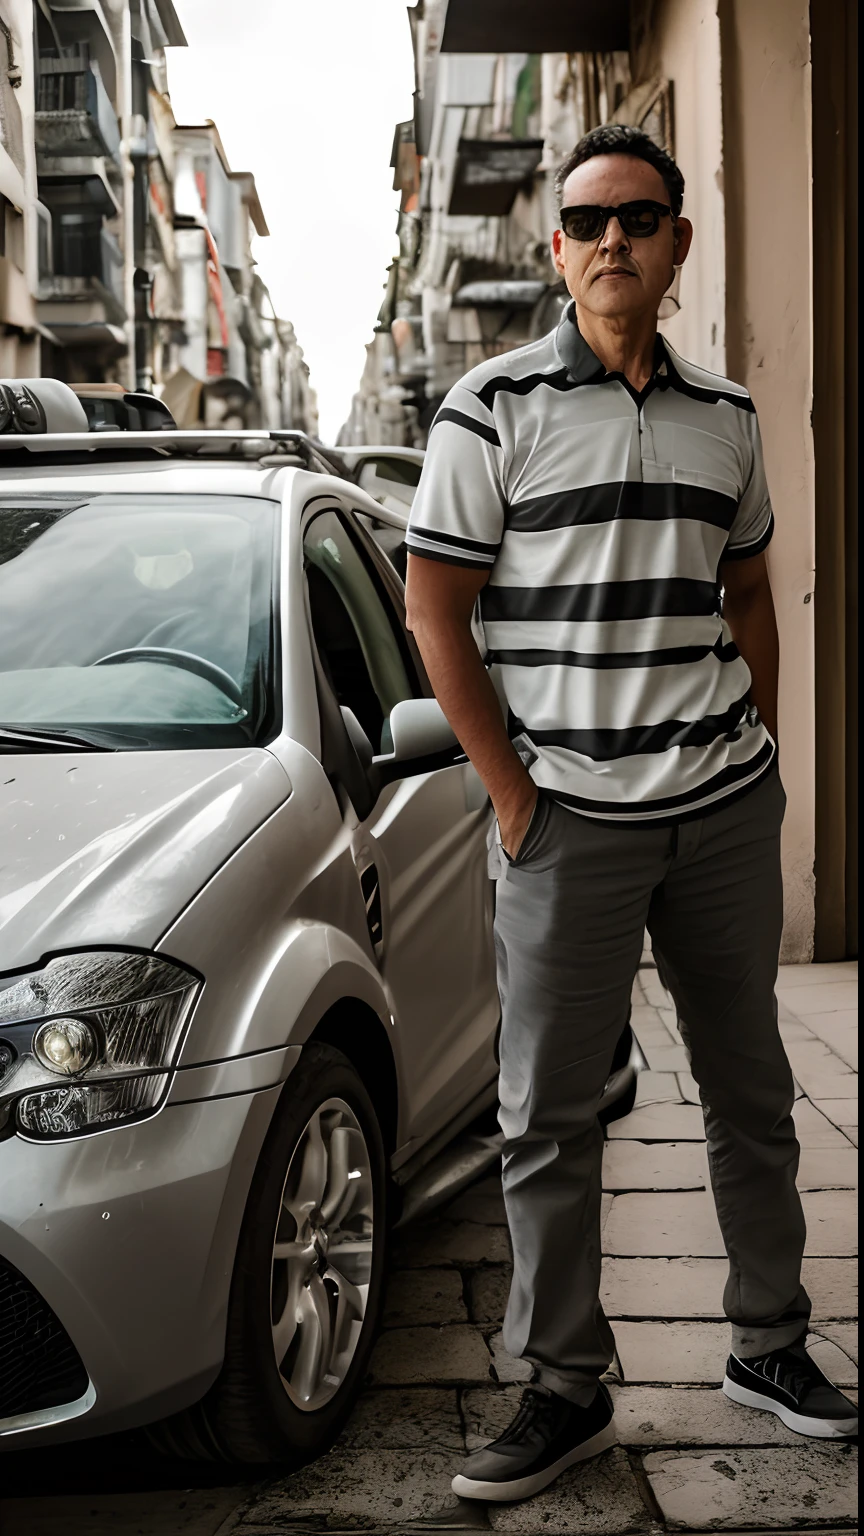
[270,1096,374,1411]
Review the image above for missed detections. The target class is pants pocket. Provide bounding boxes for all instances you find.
[504,790,555,868]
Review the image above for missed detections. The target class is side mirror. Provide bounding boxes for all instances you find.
[373,698,462,783]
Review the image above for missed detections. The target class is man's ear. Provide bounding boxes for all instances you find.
[551,229,567,277]
[672,216,694,265]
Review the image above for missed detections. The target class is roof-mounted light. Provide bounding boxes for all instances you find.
[0,379,89,435]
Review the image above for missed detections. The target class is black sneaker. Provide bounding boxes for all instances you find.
[451,1383,616,1502]
[723,1336,858,1439]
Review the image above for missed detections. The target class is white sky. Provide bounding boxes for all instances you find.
[165,0,415,439]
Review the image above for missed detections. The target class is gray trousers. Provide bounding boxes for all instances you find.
[493,768,810,1405]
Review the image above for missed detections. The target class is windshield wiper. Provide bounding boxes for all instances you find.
[0,726,116,753]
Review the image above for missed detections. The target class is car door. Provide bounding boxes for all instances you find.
[302,507,498,1145]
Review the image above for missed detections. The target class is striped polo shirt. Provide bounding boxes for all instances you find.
[406,302,776,824]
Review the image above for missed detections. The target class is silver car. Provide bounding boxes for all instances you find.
[0,381,640,1465]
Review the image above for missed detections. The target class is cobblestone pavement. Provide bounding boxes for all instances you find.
[1,964,857,1536]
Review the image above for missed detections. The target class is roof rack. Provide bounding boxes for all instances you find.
[0,427,355,477]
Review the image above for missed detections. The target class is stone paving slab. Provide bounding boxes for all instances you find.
[338,1389,464,1452]
[777,963,858,988]
[634,1071,685,1107]
[486,1447,650,1534]
[602,1142,709,1191]
[467,1265,511,1325]
[793,1099,856,1148]
[677,1072,702,1105]
[813,1098,858,1127]
[384,1269,469,1327]
[645,1047,692,1074]
[612,1322,858,1387]
[606,1104,707,1141]
[800,1191,858,1255]
[369,1326,493,1387]
[598,1257,858,1321]
[810,1323,858,1369]
[614,1321,729,1384]
[239,1450,460,1528]
[603,1190,858,1257]
[798,1012,858,1069]
[796,1148,858,1188]
[610,1385,809,1447]
[778,981,858,1015]
[643,1444,858,1529]
[392,1221,511,1268]
[601,1257,725,1318]
[604,1193,723,1256]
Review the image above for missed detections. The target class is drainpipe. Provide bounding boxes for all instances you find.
[116,4,137,389]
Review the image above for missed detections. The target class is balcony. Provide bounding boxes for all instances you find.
[34,57,120,161]
[37,218,126,352]
[449,139,544,217]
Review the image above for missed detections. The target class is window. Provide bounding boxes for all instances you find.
[0,493,279,750]
[304,511,414,754]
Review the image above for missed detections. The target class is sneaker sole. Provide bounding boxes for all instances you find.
[723,1376,858,1439]
[450,1419,617,1502]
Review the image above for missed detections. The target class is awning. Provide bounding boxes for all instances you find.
[449,139,543,217]
[440,0,630,54]
[453,280,548,309]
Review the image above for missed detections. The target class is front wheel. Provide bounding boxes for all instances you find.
[152,1043,388,1464]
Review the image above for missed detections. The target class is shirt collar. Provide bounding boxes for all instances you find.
[554,299,669,387]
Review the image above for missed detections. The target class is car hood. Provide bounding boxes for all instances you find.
[0,748,291,969]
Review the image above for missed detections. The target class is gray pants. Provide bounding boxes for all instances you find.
[494,768,810,1405]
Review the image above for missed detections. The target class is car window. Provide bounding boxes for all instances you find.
[303,510,414,754]
[0,493,278,750]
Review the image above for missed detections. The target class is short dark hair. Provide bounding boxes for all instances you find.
[555,124,685,217]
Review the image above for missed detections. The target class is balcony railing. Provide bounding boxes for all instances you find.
[39,220,125,320]
[35,57,120,160]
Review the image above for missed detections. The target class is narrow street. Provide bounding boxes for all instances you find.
[1,962,856,1535]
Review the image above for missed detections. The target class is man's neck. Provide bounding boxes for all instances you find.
[573,306,659,393]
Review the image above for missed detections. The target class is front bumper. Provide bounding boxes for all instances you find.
[0,1085,281,1446]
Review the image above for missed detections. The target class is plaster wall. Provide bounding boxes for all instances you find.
[649,0,816,960]
[651,0,727,377]
[719,0,815,961]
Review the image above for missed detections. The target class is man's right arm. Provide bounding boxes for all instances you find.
[405,554,537,857]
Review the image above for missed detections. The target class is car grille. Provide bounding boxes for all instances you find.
[0,1255,89,1418]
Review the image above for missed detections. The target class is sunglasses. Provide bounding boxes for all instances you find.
[559,200,673,242]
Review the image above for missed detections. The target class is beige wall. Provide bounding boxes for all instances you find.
[648,0,816,960]
[719,0,815,961]
[652,0,726,377]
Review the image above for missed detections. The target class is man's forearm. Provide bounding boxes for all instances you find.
[723,579,779,742]
[410,609,535,825]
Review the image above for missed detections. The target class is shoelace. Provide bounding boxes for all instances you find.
[750,1350,821,1403]
[495,1387,559,1447]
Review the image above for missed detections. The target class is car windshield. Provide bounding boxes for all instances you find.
[0,493,278,750]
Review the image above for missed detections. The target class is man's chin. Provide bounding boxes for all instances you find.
[582,292,650,320]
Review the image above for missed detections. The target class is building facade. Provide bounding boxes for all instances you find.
[345,0,857,965]
[0,0,317,431]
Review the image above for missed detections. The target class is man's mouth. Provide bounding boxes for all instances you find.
[594,267,637,279]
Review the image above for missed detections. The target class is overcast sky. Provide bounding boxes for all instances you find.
[166,1,415,438]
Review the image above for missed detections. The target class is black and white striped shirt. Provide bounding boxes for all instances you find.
[407,303,776,824]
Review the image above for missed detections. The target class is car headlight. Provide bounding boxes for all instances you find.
[0,951,201,1140]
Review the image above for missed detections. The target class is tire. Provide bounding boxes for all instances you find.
[149,1043,388,1464]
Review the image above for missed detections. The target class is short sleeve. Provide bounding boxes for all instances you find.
[406,382,506,569]
[723,409,774,561]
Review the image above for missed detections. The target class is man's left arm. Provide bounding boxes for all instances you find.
[721,551,779,743]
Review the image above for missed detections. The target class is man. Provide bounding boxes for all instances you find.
[405,125,857,1504]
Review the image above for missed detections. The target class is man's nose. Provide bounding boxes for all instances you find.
[600,217,632,253]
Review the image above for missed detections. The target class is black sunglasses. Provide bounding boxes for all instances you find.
[559,200,673,242]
